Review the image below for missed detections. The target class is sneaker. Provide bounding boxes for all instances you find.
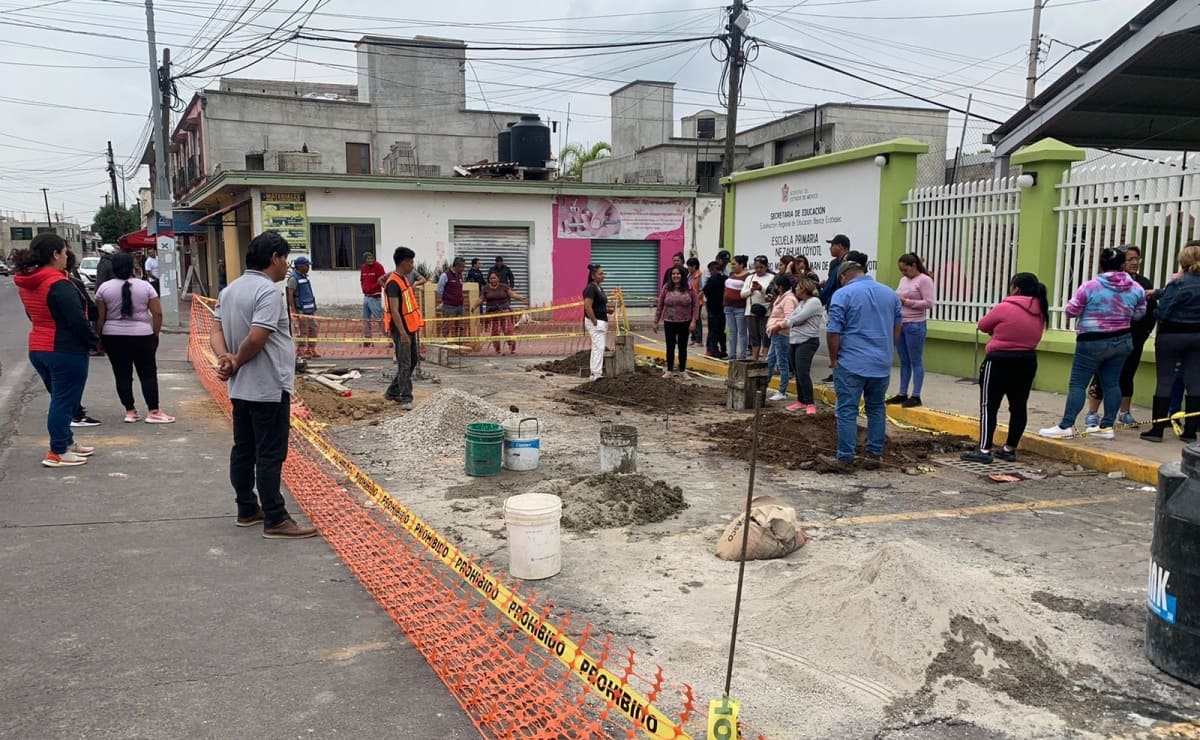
[145,410,175,424]
[1140,428,1164,443]
[821,374,833,383]
[400,401,414,411]
[42,450,88,467]
[236,509,264,527]
[767,391,786,402]
[1086,425,1115,440]
[885,394,908,405]
[1118,411,1139,427]
[662,371,673,379]
[123,410,141,423]
[1084,413,1100,429]
[960,449,994,464]
[805,404,818,416]
[69,444,95,457]
[1038,425,1076,439]
[993,447,1018,463]
[860,453,883,471]
[786,401,804,412]
[70,415,101,427]
[901,396,923,408]
[263,518,318,539]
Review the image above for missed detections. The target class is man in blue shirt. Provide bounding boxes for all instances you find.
[822,251,901,472]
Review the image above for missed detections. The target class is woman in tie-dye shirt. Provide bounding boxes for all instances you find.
[1039,246,1146,440]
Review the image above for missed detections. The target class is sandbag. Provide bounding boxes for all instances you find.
[715,496,806,561]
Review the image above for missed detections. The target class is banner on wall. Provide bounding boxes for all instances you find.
[557,196,686,240]
[261,192,308,250]
[731,157,881,281]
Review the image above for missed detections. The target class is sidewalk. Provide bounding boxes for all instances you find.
[634,333,1180,483]
[0,333,473,738]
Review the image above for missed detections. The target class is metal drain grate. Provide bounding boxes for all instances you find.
[931,454,1042,477]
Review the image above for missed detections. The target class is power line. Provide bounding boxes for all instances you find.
[765,0,1102,21]
[754,38,1006,124]
[0,94,151,118]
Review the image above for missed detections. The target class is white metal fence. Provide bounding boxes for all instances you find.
[1052,156,1200,330]
[902,177,1021,324]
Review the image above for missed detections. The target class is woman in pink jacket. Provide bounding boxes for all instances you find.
[654,265,699,377]
[887,253,936,408]
[765,273,799,402]
[961,272,1048,463]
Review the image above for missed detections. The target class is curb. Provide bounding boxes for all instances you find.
[634,344,1160,485]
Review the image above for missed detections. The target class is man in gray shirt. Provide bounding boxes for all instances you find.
[211,231,316,540]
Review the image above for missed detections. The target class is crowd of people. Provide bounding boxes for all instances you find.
[618,234,1200,470]
[13,233,174,469]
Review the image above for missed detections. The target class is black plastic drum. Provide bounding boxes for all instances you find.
[1146,443,1200,685]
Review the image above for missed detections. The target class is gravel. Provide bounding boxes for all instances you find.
[379,388,506,458]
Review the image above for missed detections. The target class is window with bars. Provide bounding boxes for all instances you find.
[697,117,716,139]
[9,227,33,240]
[346,142,371,175]
[310,223,376,270]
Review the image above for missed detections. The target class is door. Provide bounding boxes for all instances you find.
[451,225,531,296]
[588,240,660,307]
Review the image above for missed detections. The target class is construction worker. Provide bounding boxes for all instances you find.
[383,246,424,409]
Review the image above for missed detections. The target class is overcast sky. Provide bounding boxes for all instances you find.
[0,0,1143,225]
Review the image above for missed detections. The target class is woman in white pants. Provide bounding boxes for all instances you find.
[582,263,608,380]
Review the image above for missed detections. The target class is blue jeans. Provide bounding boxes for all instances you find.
[29,351,89,454]
[1061,335,1132,429]
[725,307,747,361]
[897,321,927,396]
[833,366,888,462]
[362,295,383,337]
[765,334,791,397]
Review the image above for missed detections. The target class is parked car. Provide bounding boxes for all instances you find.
[0,259,10,276]
[78,256,100,286]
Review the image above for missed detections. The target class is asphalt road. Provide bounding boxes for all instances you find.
[0,279,476,739]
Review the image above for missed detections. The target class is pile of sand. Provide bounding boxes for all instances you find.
[380,388,506,458]
[529,473,687,530]
[297,379,390,424]
[747,540,1125,726]
[534,350,591,376]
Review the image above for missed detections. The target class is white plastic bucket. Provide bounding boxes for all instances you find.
[502,417,541,472]
[504,492,562,580]
[599,424,638,474]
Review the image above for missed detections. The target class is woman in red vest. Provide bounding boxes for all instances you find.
[13,233,98,467]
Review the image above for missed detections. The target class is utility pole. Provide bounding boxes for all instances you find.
[722,0,747,178]
[40,188,53,229]
[145,0,179,327]
[951,94,973,184]
[1025,0,1044,102]
[106,140,121,208]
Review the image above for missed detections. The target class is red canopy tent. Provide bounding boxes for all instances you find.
[116,229,158,251]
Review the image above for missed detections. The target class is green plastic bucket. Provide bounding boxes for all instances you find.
[465,422,504,477]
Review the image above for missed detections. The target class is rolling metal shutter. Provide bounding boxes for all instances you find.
[589,240,660,307]
[451,226,530,295]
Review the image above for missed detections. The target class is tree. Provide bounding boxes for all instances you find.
[559,141,612,180]
[91,204,141,245]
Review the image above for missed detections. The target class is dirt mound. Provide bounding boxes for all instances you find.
[298,379,390,424]
[705,411,969,470]
[569,368,724,414]
[379,388,506,457]
[534,350,591,376]
[529,473,687,530]
[754,541,1120,704]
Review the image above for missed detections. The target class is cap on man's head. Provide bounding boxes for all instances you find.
[827,234,851,248]
[100,244,117,254]
[293,255,311,266]
[844,250,869,270]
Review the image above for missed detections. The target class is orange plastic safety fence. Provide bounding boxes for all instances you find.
[187,299,696,739]
[194,295,620,361]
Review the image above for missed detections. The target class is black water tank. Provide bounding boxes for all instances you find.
[498,122,514,163]
[1146,443,1200,684]
[510,114,550,168]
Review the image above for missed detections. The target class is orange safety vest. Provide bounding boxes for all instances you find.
[383,272,425,335]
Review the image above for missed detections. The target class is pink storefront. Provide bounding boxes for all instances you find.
[551,195,691,308]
